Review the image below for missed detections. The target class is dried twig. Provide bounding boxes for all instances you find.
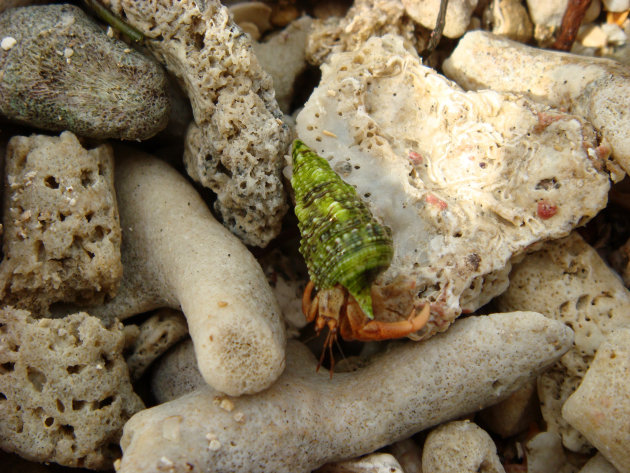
[551,0,592,51]
[82,0,144,42]
[422,0,449,56]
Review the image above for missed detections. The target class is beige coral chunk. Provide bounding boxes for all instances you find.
[402,0,478,38]
[253,16,312,113]
[102,0,291,247]
[477,379,538,438]
[118,312,572,473]
[125,308,188,381]
[295,34,611,339]
[306,0,427,65]
[0,131,122,315]
[483,0,534,42]
[524,431,576,473]
[496,232,630,452]
[0,307,144,469]
[422,420,505,473]
[563,328,630,473]
[443,30,630,176]
[88,148,285,396]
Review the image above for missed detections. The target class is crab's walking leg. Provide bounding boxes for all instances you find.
[344,303,431,341]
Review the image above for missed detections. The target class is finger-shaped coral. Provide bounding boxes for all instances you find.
[0,132,122,315]
[0,4,170,140]
[117,312,572,473]
[0,307,144,470]
[421,420,505,473]
[295,34,612,340]
[102,0,291,247]
[443,31,630,175]
[89,148,285,396]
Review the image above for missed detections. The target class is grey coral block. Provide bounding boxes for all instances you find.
[0,4,170,140]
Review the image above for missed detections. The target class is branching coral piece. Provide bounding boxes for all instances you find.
[102,0,291,247]
[118,312,572,473]
[88,147,285,396]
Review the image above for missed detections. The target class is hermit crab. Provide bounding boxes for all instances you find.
[291,140,430,360]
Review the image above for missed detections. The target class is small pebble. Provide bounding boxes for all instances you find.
[1,36,16,50]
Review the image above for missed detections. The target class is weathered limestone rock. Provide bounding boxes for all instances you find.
[402,0,478,38]
[295,34,612,339]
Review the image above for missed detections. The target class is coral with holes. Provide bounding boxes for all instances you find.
[306,0,428,66]
[294,35,612,340]
[125,308,189,381]
[102,0,291,247]
[0,307,144,469]
[496,232,630,452]
[0,4,170,140]
[0,132,122,314]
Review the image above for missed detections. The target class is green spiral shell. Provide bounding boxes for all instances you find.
[291,139,394,319]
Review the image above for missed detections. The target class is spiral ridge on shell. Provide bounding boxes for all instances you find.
[291,139,393,318]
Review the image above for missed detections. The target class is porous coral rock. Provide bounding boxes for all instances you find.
[496,232,630,452]
[0,4,170,140]
[252,16,313,113]
[125,308,188,381]
[402,0,478,38]
[0,132,122,315]
[443,31,630,176]
[87,147,285,396]
[305,0,427,66]
[102,0,291,247]
[295,34,611,339]
[421,420,505,473]
[0,307,144,469]
[563,328,630,473]
[118,312,572,473]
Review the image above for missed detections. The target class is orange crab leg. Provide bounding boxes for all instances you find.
[342,303,431,342]
[303,281,317,322]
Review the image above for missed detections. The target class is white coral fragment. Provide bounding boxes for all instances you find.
[295,34,611,338]
[90,148,286,396]
[117,312,572,473]
[443,31,630,176]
